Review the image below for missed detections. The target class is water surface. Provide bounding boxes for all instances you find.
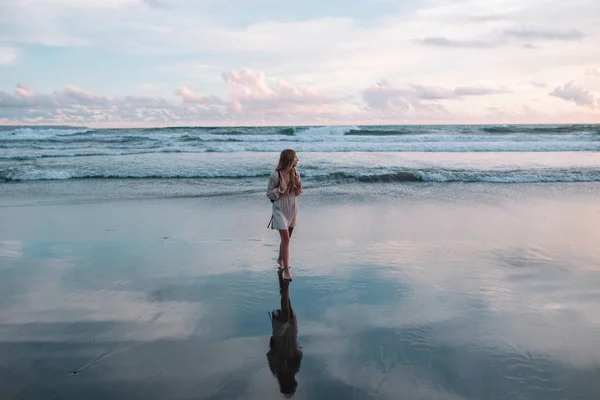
[1,183,599,399]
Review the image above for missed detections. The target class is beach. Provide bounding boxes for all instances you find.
[1,179,600,399]
[3,0,600,395]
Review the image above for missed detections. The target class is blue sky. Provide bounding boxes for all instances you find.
[1,0,599,126]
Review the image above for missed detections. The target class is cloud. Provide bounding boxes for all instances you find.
[460,12,514,23]
[360,79,510,121]
[2,0,599,106]
[1,69,599,126]
[362,80,508,111]
[9,0,140,10]
[362,80,412,112]
[11,83,57,108]
[410,84,509,100]
[0,82,227,124]
[502,28,585,41]
[416,28,586,50]
[549,82,598,107]
[1,75,448,125]
[415,37,497,49]
[361,80,450,119]
[221,68,332,114]
[2,83,115,109]
[0,70,340,125]
[175,87,224,105]
[64,84,110,106]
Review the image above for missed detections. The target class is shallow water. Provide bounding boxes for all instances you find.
[1,183,599,399]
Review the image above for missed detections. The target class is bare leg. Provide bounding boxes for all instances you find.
[278,227,294,268]
[278,229,292,280]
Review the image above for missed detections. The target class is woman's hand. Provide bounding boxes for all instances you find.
[293,169,303,195]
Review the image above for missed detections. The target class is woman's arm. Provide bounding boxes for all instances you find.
[267,171,284,201]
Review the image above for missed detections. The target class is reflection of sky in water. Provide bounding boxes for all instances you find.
[0,185,599,399]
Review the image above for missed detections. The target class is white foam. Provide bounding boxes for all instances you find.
[417,169,600,183]
[0,128,90,141]
[3,140,600,160]
[9,169,76,181]
[295,126,359,136]
[4,164,600,184]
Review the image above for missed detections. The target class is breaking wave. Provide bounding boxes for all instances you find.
[3,167,599,184]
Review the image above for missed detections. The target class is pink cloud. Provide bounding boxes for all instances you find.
[362,79,411,112]
[176,87,204,103]
[549,82,597,107]
[408,83,509,100]
[175,87,223,105]
[362,79,512,119]
[13,83,56,108]
[362,80,451,117]
[2,71,600,126]
[221,68,331,113]
[15,83,36,101]
[64,85,108,105]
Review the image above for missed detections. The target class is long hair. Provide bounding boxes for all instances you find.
[275,149,298,194]
[276,149,296,172]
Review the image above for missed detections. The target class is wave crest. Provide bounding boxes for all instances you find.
[3,167,599,184]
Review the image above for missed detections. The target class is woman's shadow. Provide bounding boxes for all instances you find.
[267,270,303,397]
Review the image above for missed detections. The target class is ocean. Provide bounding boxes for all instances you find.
[1,125,599,194]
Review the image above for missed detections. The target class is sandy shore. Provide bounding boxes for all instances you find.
[1,182,599,399]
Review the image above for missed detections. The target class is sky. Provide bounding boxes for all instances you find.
[0,0,599,127]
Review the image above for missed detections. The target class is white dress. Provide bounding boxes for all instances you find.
[267,170,303,230]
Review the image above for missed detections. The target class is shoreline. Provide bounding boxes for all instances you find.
[2,180,600,207]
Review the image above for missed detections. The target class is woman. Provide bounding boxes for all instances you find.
[267,149,303,282]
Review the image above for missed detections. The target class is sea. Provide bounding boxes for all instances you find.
[1,124,599,201]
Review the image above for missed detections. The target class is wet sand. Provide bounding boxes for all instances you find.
[1,183,600,399]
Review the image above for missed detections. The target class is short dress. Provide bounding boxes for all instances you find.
[267,170,303,230]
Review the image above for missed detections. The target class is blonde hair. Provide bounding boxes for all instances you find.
[276,149,297,172]
[275,149,298,194]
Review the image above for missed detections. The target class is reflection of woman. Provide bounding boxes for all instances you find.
[267,271,303,396]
